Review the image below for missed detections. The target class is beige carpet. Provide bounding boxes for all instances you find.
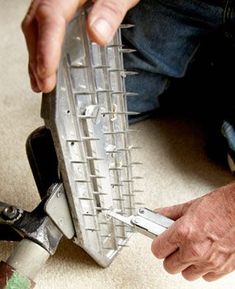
[0,1,235,288]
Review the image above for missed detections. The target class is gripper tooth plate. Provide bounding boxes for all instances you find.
[41,7,140,267]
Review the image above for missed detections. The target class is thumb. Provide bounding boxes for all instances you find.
[87,0,139,45]
[155,201,193,221]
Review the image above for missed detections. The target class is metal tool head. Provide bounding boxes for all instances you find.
[41,7,140,267]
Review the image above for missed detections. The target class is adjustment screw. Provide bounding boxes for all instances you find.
[2,206,19,220]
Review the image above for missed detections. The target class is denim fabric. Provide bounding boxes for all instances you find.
[122,0,235,114]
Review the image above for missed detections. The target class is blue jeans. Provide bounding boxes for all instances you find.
[122,0,235,114]
[122,0,235,170]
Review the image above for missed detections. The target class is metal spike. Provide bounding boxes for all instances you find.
[120,24,135,29]
[121,71,139,77]
[111,91,139,97]
[122,194,136,197]
[79,197,93,200]
[124,207,136,210]
[113,198,125,201]
[118,244,129,248]
[107,44,123,48]
[70,64,88,69]
[75,179,90,183]
[78,115,97,120]
[66,139,81,143]
[93,191,108,196]
[132,176,144,180]
[90,175,106,179]
[131,162,143,165]
[82,213,97,216]
[122,180,134,183]
[132,190,144,193]
[119,48,136,54]
[102,111,140,116]
[109,167,122,171]
[93,65,110,69]
[100,234,111,238]
[82,137,100,141]
[73,91,96,95]
[95,207,109,211]
[85,228,100,232]
[86,157,104,161]
[111,183,123,187]
[114,224,126,228]
[70,160,87,164]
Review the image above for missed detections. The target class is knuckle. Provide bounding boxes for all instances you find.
[102,1,126,21]
[176,223,190,240]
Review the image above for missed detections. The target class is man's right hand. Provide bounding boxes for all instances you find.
[21,0,139,93]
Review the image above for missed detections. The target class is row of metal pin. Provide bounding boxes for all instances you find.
[73,23,141,248]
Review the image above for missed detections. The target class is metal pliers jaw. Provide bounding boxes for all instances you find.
[108,208,174,239]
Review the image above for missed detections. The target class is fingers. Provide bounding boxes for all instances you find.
[163,250,192,274]
[182,265,210,281]
[155,201,192,221]
[203,272,226,282]
[22,0,84,93]
[87,0,140,45]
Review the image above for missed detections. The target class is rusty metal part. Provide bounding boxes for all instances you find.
[0,261,35,289]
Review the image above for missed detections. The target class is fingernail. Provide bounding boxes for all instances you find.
[91,18,113,43]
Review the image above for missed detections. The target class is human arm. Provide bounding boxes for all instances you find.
[21,0,139,93]
[152,182,235,281]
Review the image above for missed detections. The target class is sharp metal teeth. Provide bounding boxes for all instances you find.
[132,190,144,193]
[73,91,96,95]
[102,111,140,116]
[75,179,90,183]
[107,44,124,48]
[96,89,113,93]
[111,183,123,187]
[120,24,135,29]
[121,71,139,77]
[93,191,108,196]
[113,198,125,201]
[111,91,139,97]
[131,162,143,165]
[109,167,122,171]
[132,176,144,180]
[70,64,88,69]
[66,139,80,143]
[70,160,87,164]
[90,175,106,179]
[95,207,109,211]
[122,194,136,197]
[118,244,129,247]
[101,234,111,238]
[125,92,139,96]
[119,48,136,54]
[85,228,100,232]
[79,197,93,200]
[122,180,134,183]
[86,157,104,161]
[93,65,110,69]
[82,137,100,141]
[82,213,97,216]
[78,115,97,120]
[124,207,135,210]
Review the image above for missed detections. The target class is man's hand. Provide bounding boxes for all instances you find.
[152,182,235,281]
[22,0,139,93]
